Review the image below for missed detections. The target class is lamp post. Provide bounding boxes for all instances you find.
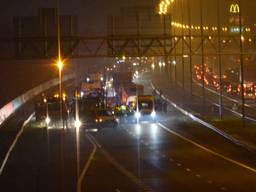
[200,0,206,107]
[57,58,64,129]
[158,0,174,84]
[187,0,193,96]
[238,0,245,125]
[217,0,223,120]
[181,0,185,90]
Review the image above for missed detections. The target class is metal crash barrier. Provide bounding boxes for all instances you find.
[0,73,75,126]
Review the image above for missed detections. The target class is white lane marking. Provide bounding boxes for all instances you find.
[158,123,256,174]
[0,113,34,175]
[151,83,252,151]
[207,180,213,184]
[88,134,155,192]
[186,168,191,172]
[77,134,97,192]
[195,174,201,178]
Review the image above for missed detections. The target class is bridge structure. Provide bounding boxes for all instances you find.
[0,0,256,121]
[2,33,256,59]
[2,2,256,190]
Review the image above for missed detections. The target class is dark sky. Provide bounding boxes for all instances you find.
[0,0,157,36]
[172,0,256,26]
[1,0,256,36]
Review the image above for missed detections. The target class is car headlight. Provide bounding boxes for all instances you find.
[135,111,141,119]
[99,118,103,122]
[74,119,82,128]
[45,117,51,124]
[151,111,156,118]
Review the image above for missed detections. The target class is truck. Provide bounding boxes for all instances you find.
[81,73,104,97]
[112,72,144,105]
[35,93,70,128]
[135,95,156,122]
[120,82,144,108]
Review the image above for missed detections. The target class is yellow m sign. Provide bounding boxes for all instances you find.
[230,4,240,13]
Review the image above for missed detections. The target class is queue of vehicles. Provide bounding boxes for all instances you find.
[35,93,70,129]
[194,64,256,100]
[34,71,164,130]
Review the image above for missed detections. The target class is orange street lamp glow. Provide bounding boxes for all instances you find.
[158,0,173,15]
[57,58,63,71]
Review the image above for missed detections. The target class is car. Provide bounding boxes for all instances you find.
[94,109,119,129]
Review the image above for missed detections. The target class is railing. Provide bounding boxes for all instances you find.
[0,73,75,126]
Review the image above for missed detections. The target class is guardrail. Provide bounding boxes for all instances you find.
[0,73,75,126]
[151,82,256,153]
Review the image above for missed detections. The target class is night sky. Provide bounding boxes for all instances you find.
[0,0,158,36]
[0,0,256,105]
[1,0,256,37]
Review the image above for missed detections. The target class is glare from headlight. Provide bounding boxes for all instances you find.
[74,119,82,129]
[45,117,51,124]
[151,111,156,118]
[151,124,158,138]
[135,111,141,119]
[135,124,141,135]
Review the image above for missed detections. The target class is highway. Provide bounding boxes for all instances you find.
[1,74,256,192]
[2,0,256,191]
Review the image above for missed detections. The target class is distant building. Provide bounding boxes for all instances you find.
[228,2,243,34]
[13,8,78,58]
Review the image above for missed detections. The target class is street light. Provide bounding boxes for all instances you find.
[158,0,174,84]
[57,58,63,71]
[158,0,174,15]
[56,57,64,129]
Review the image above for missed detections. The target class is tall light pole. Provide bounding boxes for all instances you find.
[56,0,65,129]
[56,1,65,191]
[173,5,177,87]
[200,0,206,107]
[57,58,64,128]
[181,0,185,90]
[188,0,193,96]
[158,0,174,84]
[238,0,245,125]
[217,0,223,120]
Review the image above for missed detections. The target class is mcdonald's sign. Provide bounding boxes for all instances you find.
[230,4,240,13]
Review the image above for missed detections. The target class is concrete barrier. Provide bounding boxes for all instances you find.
[0,73,75,126]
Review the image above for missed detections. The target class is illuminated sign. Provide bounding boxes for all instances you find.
[230,26,243,33]
[230,4,240,13]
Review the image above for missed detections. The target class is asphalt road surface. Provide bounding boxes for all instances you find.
[1,74,256,192]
